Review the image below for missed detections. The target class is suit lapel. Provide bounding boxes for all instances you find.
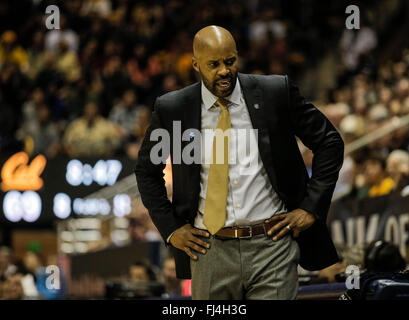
[238,73,278,191]
[181,82,202,212]
[182,82,202,133]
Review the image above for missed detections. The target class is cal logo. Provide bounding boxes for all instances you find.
[1,152,46,192]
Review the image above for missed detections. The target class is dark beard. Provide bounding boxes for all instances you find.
[200,68,237,98]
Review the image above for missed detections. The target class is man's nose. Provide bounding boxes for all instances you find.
[218,65,230,77]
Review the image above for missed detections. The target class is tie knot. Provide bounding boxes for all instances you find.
[216,98,229,111]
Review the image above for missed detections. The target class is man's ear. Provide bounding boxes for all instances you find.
[192,56,199,73]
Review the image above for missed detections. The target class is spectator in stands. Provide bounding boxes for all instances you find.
[133,106,151,140]
[34,51,63,94]
[161,256,183,297]
[44,16,79,53]
[127,216,161,244]
[363,153,395,198]
[80,0,112,18]
[129,260,157,282]
[127,202,161,243]
[334,115,367,199]
[55,40,81,83]
[124,106,152,159]
[162,74,183,94]
[17,103,60,157]
[21,87,45,123]
[108,89,140,138]
[396,78,409,101]
[340,22,377,72]
[249,9,286,44]
[26,31,46,80]
[127,217,148,243]
[126,44,162,89]
[0,273,24,300]
[386,150,409,194]
[17,251,43,299]
[101,55,131,116]
[0,247,31,300]
[63,101,121,157]
[0,246,17,282]
[322,102,351,129]
[0,30,28,72]
[21,251,43,283]
[368,104,390,128]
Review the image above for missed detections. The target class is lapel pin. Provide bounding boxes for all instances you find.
[254,103,260,109]
[189,131,195,139]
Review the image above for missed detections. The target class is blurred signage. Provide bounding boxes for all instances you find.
[0,154,136,226]
[65,159,122,187]
[3,190,42,222]
[328,191,409,259]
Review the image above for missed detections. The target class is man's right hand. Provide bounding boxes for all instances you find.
[169,224,211,260]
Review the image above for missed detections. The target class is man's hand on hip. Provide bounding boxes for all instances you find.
[169,224,211,260]
[265,208,316,241]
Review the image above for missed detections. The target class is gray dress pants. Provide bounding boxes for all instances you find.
[190,232,300,300]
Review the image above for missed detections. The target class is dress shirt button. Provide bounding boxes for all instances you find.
[236,204,241,208]
[233,180,238,185]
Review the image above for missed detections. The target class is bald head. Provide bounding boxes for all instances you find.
[193,26,237,59]
[192,26,238,98]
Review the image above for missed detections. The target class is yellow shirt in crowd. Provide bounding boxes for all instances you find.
[369,177,395,197]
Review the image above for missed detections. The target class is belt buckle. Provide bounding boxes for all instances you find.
[235,226,252,239]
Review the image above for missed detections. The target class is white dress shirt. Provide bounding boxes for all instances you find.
[193,79,287,230]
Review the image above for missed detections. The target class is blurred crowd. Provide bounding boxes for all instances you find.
[0,244,187,299]
[0,246,66,299]
[3,1,405,202]
[0,0,352,159]
[299,46,409,202]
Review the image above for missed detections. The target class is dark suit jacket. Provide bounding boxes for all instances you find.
[135,73,344,279]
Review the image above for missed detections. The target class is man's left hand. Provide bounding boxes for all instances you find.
[265,209,316,241]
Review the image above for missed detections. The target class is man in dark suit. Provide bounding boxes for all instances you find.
[135,26,344,299]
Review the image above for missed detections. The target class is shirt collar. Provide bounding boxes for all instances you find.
[201,78,242,110]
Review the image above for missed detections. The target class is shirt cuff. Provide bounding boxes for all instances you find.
[166,231,175,244]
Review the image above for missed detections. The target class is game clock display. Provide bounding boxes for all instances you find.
[0,152,136,226]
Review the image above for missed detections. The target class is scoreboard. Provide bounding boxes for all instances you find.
[0,152,137,227]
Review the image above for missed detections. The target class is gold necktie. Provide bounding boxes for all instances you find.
[203,98,231,235]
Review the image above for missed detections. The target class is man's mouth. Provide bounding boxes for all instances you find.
[216,79,232,91]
